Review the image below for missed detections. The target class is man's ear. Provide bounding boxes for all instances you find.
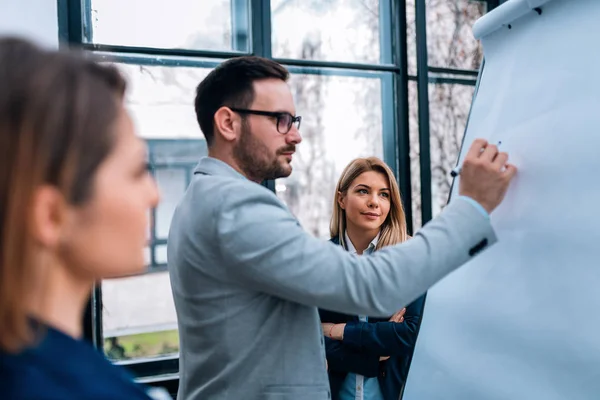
[213,107,240,143]
[30,185,69,249]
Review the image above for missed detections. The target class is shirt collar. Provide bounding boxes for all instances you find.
[344,231,380,255]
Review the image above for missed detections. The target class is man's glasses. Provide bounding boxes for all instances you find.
[229,108,302,134]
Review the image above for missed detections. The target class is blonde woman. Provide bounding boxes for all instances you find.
[319,157,425,400]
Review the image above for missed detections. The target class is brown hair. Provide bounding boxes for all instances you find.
[194,56,289,146]
[330,157,408,250]
[0,37,126,352]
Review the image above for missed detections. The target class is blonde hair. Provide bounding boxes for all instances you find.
[330,157,408,250]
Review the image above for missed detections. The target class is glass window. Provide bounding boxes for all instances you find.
[117,62,210,267]
[271,0,385,64]
[277,71,387,238]
[408,81,421,230]
[155,244,168,265]
[425,0,485,70]
[154,167,190,239]
[149,140,206,268]
[102,273,178,361]
[406,0,417,76]
[116,63,213,140]
[406,0,485,74]
[89,0,250,52]
[429,83,475,217]
[101,63,210,361]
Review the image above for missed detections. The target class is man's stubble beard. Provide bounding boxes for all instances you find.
[233,121,294,182]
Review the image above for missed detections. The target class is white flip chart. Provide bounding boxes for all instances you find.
[403,0,600,398]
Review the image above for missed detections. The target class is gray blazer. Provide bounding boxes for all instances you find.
[167,157,496,400]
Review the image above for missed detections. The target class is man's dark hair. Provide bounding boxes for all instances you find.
[194,56,289,146]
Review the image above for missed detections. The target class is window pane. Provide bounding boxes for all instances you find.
[429,83,475,217]
[154,168,189,239]
[102,64,210,360]
[406,0,417,76]
[148,140,205,269]
[277,71,386,238]
[89,0,250,52]
[155,244,168,265]
[425,0,485,70]
[408,81,421,230]
[115,62,210,268]
[115,63,212,140]
[102,272,178,361]
[271,0,383,64]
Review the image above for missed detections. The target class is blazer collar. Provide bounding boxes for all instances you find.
[193,156,247,181]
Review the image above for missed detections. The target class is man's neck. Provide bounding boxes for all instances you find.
[345,225,379,255]
[207,149,261,183]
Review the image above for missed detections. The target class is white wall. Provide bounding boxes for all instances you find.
[0,0,58,48]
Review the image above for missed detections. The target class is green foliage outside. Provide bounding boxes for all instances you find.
[104,329,179,361]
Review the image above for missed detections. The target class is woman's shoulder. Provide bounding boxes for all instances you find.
[0,327,158,399]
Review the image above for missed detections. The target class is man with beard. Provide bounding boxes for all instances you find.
[167,56,516,400]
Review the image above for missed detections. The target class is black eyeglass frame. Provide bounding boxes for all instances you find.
[229,108,302,134]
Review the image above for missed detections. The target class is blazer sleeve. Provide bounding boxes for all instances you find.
[214,179,496,317]
[341,294,426,356]
[324,337,381,377]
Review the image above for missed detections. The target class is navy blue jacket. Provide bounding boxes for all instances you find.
[0,323,158,399]
[319,236,426,400]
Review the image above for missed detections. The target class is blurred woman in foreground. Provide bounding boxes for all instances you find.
[0,37,167,399]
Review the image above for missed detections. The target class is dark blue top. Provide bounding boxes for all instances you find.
[0,324,160,399]
[319,236,426,400]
